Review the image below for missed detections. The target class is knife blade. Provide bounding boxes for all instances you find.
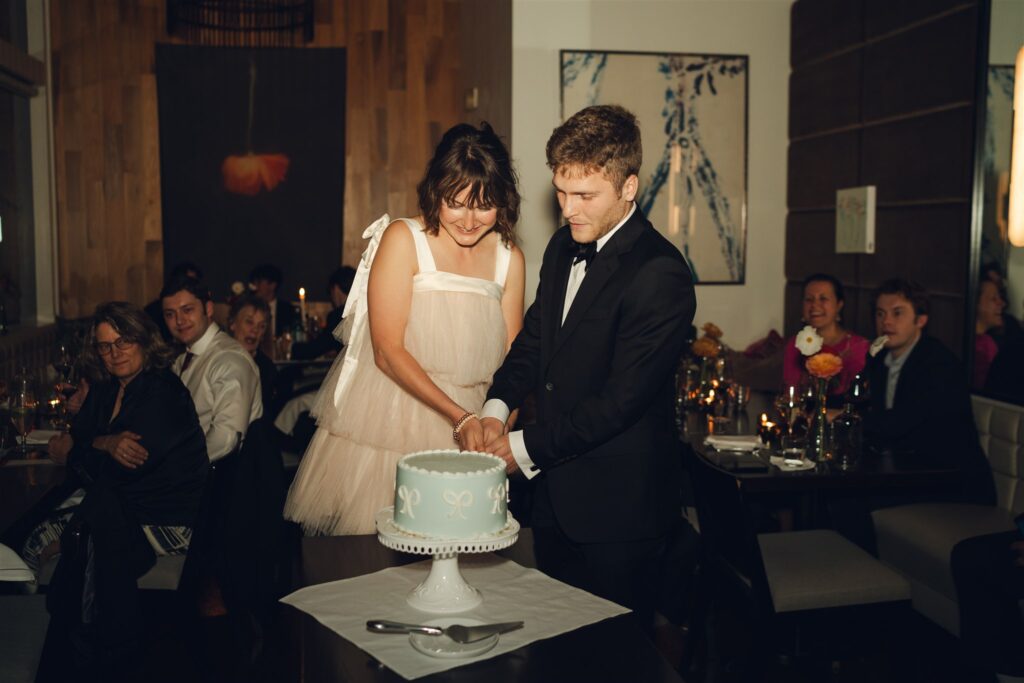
[366,619,524,643]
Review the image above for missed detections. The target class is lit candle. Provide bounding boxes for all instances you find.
[299,287,307,327]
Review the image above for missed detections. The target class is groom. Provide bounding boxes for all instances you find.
[481,105,696,626]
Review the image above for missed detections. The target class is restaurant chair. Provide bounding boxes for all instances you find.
[0,543,48,683]
[686,442,912,665]
[870,394,1022,635]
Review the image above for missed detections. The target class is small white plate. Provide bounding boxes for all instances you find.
[409,617,499,659]
[769,455,816,472]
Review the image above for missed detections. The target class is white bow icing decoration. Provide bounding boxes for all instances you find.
[443,490,474,519]
[397,485,421,517]
[487,484,506,514]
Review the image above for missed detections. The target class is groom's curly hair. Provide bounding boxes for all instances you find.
[546,104,642,193]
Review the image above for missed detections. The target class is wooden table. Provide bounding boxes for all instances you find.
[0,450,70,545]
[284,532,684,683]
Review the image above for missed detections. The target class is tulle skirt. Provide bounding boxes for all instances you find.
[283,288,506,536]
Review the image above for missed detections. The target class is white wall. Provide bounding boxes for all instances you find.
[512,0,792,348]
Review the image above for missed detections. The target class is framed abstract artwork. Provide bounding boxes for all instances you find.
[561,50,749,284]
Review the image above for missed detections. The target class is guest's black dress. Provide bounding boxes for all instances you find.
[47,367,208,666]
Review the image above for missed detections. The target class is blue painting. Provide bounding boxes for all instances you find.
[561,50,748,284]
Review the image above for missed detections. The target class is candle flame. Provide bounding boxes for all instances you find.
[299,287,306,298]
[760,412,768,425]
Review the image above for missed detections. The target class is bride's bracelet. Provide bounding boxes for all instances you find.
[452,412,479,441]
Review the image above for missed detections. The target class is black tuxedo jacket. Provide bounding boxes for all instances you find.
[865,335,995,505]
[488,208,696,543]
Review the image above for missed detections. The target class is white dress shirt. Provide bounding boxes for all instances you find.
[173,323,263,462]
[883,333,920,410]
[482,204,636,479]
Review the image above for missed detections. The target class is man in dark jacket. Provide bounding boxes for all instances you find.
[864,278,995,506]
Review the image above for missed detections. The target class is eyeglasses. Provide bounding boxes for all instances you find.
[95,337,137,355]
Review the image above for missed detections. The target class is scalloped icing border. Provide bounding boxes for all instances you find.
[397,449,505,478]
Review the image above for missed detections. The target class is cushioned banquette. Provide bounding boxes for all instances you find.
[871,394,1022,635]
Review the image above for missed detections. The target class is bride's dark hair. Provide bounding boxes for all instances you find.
[416,122,520,246]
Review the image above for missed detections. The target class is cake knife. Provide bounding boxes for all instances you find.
[366,619,524,643]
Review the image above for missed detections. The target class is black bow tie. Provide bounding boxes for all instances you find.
[572,241,597,268]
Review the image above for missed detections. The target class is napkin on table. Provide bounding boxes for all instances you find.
[703,435,762,452]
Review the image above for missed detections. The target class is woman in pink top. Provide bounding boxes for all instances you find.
[783,273,869,403]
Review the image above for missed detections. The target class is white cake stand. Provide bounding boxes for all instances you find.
[375,506,520,614]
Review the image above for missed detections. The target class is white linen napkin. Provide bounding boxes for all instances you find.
[704,435,762,451]
[280,555,630,680]
[26,429,62,445]
[0,543,34,583]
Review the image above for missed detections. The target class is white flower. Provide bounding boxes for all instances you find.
[795,325,824,356]
[869,335,889,357]
[230,281,245,295]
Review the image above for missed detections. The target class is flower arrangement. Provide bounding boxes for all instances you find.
[806,352,843,379]
[702,322,723,340]
[795,325,844,381]
[692,336,721,358]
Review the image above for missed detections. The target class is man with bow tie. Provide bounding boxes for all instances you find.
[482,105,696,630]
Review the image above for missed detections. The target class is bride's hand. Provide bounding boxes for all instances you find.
[456,417,485,452]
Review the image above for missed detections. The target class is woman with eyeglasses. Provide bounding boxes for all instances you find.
[24,301,207,675]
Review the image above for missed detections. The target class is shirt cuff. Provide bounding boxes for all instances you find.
[509,430,540,480]
[481,399,511,424]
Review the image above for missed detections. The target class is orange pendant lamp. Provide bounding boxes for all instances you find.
[222,60,290,196]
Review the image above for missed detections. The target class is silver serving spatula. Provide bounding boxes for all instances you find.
[366,619,524,643]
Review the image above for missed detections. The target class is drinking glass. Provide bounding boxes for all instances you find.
[846,373,870,416]
[774,385,801,436]
[10,374,37,454]
[53,342,77,430]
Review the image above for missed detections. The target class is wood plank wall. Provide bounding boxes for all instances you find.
[50,0,462,318]
[786,0,984,356]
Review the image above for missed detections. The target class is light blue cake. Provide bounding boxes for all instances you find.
[393,450,508,539]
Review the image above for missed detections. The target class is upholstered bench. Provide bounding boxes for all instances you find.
[758,530,910,614]
[871,394,1023,634]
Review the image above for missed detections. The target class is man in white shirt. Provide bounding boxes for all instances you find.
[161,276,263,462]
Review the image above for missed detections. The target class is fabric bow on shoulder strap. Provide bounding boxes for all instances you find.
[322,213,391,413]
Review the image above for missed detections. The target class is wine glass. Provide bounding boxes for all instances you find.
[846,373,870,416]
[10,373,37,454]
[773,385,801,435]
[52,342,77,430]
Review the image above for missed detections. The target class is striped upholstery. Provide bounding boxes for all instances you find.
[971,394,1024,514]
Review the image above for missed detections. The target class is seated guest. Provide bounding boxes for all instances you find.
[162,275,262,462]
[865,278,995,505]
[144,261,203,343]
[974,277,1006,391]
[950,528,1024,682]
[249,263,298,338]
[982,262,1023,350]
[36,302,208,672]
[291,265,355,361]
[228,292,279,419]
[782,273,868,403]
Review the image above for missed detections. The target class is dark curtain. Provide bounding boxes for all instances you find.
[155,44,346,301]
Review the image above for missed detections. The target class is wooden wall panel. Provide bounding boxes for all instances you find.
[860,108,975,202]
[788,50,862,138]
[786,0,983,357]
[787,131,859,209]
[790,0,864,68]
[862,7,978,121]
[52,0,465,318]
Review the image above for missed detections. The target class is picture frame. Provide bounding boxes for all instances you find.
[561,49,749,284]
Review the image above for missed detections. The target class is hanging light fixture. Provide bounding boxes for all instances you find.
[166,0,314,47]
[1009,46,1024,246]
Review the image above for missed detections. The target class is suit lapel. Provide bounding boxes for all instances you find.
[544,237,573,355]
[550,213,646,359]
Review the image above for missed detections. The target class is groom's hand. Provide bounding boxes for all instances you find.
[485,435,519,475]
[480,416,505,446]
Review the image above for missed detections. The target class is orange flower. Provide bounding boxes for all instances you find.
[692,337,720,358]
[805,352,843,379]
[702,322,723,340]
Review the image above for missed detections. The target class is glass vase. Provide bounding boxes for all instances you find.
[804,378,830,462]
